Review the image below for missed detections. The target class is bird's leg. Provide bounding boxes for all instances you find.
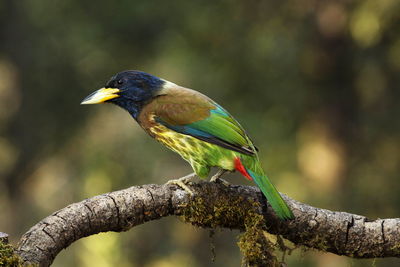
[167,172,197,195]
[209,169,230,186]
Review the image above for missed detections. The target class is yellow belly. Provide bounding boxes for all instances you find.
[148,124,236,175]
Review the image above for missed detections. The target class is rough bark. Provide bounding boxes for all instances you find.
[15,182,400,266]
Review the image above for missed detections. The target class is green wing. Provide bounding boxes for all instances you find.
[153,91,256,155]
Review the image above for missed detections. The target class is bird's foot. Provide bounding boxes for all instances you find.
[209,170,230,187]
[167,172,197,195]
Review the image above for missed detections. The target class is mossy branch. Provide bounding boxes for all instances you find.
[0,233,23,267]
[12,182,400,266]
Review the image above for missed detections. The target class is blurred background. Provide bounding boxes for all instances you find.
[1,0,400,266]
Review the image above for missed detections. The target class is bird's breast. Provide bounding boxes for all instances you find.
[148,123,200,161]
[139,110,236,171]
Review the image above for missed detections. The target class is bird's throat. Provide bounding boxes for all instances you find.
[111,99,142,119]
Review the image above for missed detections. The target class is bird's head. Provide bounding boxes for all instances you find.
[81,70,164,118]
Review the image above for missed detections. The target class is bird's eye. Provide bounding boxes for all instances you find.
[117,79,124,85]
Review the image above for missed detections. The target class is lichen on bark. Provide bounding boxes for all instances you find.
[237,211,280,266]
[179,185,282,266]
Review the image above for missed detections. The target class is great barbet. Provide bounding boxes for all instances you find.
[81,70,294,220]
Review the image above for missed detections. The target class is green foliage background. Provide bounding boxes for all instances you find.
[1,0,400,266]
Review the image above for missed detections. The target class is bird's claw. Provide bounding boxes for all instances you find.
[211,177,230,187]
[166,173,196,195]
[209,170,230,187]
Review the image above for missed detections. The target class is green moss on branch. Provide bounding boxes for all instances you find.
[179,186,281,266]
[0,241,23,267]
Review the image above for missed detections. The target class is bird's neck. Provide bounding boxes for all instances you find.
[113,79,172,119]
[112,99,143,119]
[127,104,142,120]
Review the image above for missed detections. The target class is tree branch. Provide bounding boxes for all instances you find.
[15,182,400,266]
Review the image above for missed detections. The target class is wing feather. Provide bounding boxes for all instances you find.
[152,86,256,155]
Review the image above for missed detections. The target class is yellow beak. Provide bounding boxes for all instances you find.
[80,88,121,104]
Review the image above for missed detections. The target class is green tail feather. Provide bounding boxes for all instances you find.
[245,161,294,220]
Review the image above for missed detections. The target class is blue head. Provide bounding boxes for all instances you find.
[81,70,165,118]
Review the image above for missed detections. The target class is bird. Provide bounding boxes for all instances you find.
[81,70,294,220]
